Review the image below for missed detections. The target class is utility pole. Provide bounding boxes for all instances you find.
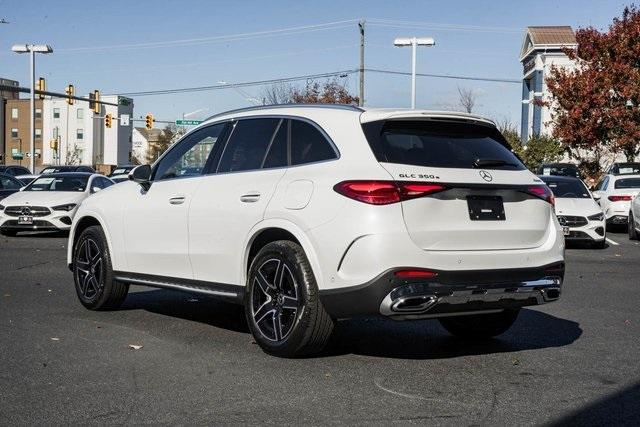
[358,20,365,107]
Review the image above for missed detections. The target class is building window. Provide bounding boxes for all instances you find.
[77,128,84,140]
[53,108,60,119]
[35,128,42,139]
[35,108,42,119]
[77,108,83,119]
[11,108,18,119]
[11,128,18,138]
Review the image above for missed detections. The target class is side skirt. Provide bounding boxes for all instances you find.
[112,271,244,304]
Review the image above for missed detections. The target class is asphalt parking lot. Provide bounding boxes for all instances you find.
[1,232,639,425]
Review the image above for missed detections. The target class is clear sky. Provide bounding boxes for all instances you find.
[0,0,629,125]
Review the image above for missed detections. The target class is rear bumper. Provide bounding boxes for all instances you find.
[319,262,564,320]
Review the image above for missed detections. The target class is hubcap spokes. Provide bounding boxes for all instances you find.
[252,259,299,342]
[75,238,102,299]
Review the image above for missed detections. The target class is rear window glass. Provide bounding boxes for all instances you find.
[614,178,640,189]
[541,179,590,198]
[362,120,524,170]
[218,118,280,173]
[291,120,336,165]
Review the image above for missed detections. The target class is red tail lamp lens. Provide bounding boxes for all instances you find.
[334,181,446,205]
[608,195,633,202]
[526,185,555,206]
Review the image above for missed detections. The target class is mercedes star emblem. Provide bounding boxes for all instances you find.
[479,170,493,182]
[21,207,32,216]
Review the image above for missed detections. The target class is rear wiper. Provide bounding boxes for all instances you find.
[473,158,519,168]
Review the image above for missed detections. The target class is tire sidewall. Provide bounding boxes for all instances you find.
[244,241,315,355]
[73,226,114,309]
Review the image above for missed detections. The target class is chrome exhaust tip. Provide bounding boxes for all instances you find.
[390,295,438,313]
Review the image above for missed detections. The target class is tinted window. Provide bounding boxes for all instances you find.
[291,120,336,165]
[218,119,280,173]
[363,120,525,170]
[541,179,590,198]
[154,123,226,181]
[614,178,640,189]
[262,120,288,169]
[0,176,21,190]
[8,166,29,176]
[600,176,610,191]
[26,176,89,192]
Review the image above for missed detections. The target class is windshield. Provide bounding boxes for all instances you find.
[614,178,640,189]
[40,168,58,174]
[543,179,590,198]
[111,168,128,175]
[362,120,525,170]
[25,176,88,192]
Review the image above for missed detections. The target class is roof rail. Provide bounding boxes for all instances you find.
[203,103,364,122]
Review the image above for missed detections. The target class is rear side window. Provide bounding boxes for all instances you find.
[1,176,21,190]
[218,118,280,173]
[614,178,640,189]
[291,120,336,165]
[262,120,288,169]
[362,120,525,170]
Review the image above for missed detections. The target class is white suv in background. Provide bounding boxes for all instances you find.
[67,105,565,357]
[592,173,640,227]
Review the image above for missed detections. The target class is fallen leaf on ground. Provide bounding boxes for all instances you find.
[3,294,10,297]
[624,319,631,325]
[50,337,60,341]
[128,344,143,350]
[512,357,520,365]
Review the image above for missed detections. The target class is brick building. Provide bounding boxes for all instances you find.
[3,98,44,169]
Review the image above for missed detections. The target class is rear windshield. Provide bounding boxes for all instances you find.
[362,120,524,170]
[614,178,640,189]
[611,163,640,175]
[542,179,590,198]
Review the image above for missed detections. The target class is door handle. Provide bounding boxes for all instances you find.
[169,196,186,205]
[240,192,261,203]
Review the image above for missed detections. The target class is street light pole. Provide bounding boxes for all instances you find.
[11,43,53,173]
[393,37,435,109]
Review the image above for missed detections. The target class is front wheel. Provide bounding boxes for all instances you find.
[73,226,129,310]
[629,211,639,240]
[245,240,334,357]
[439,309,520,340]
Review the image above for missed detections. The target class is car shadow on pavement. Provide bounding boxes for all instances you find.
[11,231,69,238]
[548,381,640,426]
[324,308,582,360]
[118,290,581,360]
[119,289,249,334]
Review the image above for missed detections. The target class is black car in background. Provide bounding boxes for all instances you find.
[40,165,95,174]
[537,162,582,179]
[0,165,30,177]
[0,174,23,201]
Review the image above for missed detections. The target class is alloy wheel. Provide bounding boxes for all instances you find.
[75,238,103,300]
[251,258,299,342]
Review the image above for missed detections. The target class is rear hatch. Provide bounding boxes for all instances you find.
[361,117,553,251]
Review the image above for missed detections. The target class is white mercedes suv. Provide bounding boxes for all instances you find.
[67,105,565,357]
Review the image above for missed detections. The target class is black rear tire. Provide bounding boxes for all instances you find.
[245,240,334,357]
[73,225,129,310]
[629,211,639,240]
[439,309,520,339]
[0,229,17,237]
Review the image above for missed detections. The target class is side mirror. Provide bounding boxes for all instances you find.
[129,164,152,191]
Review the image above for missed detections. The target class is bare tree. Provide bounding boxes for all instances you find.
[457,86,478,113]
[260,83,294,105]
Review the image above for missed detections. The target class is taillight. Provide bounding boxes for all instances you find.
[333,180,446,205]
[394,269,438,279]
[608,195,633,202]
[525,185,555,206]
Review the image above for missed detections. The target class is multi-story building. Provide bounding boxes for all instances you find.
[132,127,162,164]
[41,95,133,167]
[0,77,20,164]
[3,98,44,169]
[519,26,577,143]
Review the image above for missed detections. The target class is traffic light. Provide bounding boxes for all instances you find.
[37,77,46,99]
[50,139,58,150]
[65,84,75,105]
[89,90,100,114]
[145,113,154,130]
[105,113,113,128]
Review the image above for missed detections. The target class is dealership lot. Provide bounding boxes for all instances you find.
[1,232,639,425]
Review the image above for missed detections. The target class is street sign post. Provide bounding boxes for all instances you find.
[175,119,203,126]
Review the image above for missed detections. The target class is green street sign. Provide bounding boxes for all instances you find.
[175,119,203,126]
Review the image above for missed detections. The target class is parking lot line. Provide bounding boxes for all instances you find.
[606,237,620,246]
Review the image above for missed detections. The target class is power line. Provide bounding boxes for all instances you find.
[366,68,520,84]
[367,18,521,34]
[114,69,359,97]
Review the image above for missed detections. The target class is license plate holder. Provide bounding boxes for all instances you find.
[467,195,505,221]
[18,216,33,225]
[562,226,570,236]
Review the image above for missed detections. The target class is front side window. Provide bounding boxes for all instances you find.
[154,123,226,181]
[291,119,336,165]
[0,176,21,190]
[26,176,89,192]
[217,118,280,173]
[53,108,60,119]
